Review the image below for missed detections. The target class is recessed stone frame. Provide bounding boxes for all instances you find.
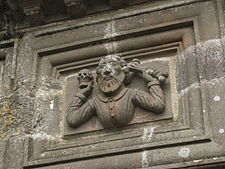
[24,18,204,165]
[23,1,224,167]
[0,40,15,86]
[36,17,197,133]
[36,18,196,80]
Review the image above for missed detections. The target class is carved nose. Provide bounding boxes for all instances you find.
[103,66,112,75]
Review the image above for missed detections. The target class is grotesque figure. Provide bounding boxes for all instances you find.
[67,55,166,129]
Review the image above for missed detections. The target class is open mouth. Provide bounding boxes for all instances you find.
[79,83,88,89]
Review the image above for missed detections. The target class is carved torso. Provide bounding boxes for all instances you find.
[67,85,165,129]
[92,88,135,128]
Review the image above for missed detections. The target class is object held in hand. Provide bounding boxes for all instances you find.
[128,59,168,84]
[77,69,93,89]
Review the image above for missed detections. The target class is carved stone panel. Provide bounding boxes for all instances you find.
[15,1,225,169]
[64,49,174,135]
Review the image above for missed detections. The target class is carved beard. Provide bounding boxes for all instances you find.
[97,72,125,94]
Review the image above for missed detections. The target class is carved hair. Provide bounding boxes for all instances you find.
[97,55,129,74]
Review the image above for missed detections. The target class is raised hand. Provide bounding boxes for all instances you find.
[128,59,143,74]
[146,69,168,84]
[142,69,156,82]
[81,81,94,98]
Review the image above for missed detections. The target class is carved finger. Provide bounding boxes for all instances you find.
[146,69,154,75]
[87,81,94,89]
[129,63,142,73]
[143,70,154,82]
[152,70,161,77]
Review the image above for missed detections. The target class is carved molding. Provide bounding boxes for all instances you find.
[24,18,199,166]
[20,1,225,168]
[109,0,130,8]
[64,0,86,17]
[19,0,45,25]
[23,6,42,16]
[216,0,225,37]
[35,18,196,80]
[0,40,14,84]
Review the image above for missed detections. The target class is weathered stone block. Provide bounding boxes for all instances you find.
[1,0,225,169]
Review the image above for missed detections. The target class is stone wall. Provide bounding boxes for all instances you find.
[1,0,225,168]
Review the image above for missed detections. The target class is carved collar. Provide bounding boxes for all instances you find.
[96,88,129,102]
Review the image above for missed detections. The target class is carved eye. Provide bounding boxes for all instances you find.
[83,72,87,76]
[110,61,118,67]
[78,73,82,77]
[98,64,105,69]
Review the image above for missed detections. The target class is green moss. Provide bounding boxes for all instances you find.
[0,132,6,138]
[0,101,17,138]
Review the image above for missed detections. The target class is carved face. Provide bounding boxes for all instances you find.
[77,69,93,89]
[96,55,125,94]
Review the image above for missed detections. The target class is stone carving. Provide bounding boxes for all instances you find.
[77,69,94,89]
[67,55,168,129]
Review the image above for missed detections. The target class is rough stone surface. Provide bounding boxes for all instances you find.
[1,0,225,169]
